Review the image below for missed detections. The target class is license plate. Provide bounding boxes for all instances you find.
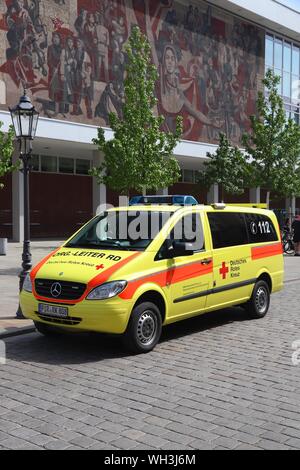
[38,304,68,318]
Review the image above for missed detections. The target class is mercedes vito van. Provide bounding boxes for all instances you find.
[20,199,284,353]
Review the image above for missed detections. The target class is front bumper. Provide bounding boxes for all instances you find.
[20,291,133,334]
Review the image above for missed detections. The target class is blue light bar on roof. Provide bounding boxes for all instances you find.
[129,195,199,206]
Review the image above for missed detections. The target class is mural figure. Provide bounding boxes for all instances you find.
[95,12,109,83]
[158,43,215,136]
[73,38,93,118]
[47,31,63,116]
[82,13,98,81]
[61,35,77,114]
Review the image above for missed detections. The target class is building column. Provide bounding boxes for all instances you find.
[92,151,107,215]
[12,148,24,243]
[156,188,168,196]
[286,196,296,220]
[250,187,261,204]
[207,184,219,204]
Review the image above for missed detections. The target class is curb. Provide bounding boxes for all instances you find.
[0,325,36,340]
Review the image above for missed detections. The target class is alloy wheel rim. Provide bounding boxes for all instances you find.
[137,310,157,346]
[255,286,268,314]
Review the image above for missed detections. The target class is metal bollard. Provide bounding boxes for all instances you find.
[0,238,7,255]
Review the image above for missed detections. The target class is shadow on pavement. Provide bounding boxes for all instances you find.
[0,268,20,276]
[3,306,251,366]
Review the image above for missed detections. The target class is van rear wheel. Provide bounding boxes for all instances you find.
[245,280,270,319]
[122,302,162,353]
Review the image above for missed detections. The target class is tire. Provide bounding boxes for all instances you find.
[244,280,270,319]
[122,302,162,353]
[283,240,295,255]
[34,321,60,336]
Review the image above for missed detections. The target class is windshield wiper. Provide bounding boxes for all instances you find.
[97,240,130,250]
[65,243,105,249]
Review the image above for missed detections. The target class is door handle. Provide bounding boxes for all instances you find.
[201,258,212,265]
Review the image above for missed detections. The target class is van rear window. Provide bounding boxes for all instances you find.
[244,214,278,243]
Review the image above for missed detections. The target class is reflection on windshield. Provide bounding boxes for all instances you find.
[65,211,172,251]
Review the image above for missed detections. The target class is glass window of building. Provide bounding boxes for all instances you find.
[31,154,40,172]
[41,155,57,173]
[266,34,300,124]
[292,45,300,75]
[59,157,74,174]
[76,159,91,175]
[266,35,273,67]
[183,169,194,183]
[274,39,283,69]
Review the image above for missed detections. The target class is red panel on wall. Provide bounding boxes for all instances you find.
[0,175,12,239]
[29,173,93,239]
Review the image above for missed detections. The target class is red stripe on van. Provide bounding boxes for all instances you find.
[251,242,283,260]
[119,261,213,300]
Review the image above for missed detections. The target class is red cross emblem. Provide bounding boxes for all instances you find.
[219,262,229,279]
[96,264,105,270]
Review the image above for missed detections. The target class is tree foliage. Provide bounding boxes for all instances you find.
[243,69,300,205]
[0,123,15,189]
[91,26,182,195]
[198,133,250,201]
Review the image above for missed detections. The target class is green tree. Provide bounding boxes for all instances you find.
[0,123,15,189]
[198,133,250,202]
[243,69,300,208]
[91,26,182,196]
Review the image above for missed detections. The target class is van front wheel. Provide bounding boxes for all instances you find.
[245,280,270,319]
[122,302,162,353]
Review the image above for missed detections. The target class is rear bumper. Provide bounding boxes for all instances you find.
[20,291,133,334]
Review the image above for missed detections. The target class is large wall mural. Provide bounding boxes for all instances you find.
[0,0,264,144]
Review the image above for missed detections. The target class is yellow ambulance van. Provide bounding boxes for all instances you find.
[20,197,284,353]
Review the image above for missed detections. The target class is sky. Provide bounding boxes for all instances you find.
[276,0,300,12]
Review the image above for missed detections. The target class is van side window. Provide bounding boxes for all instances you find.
[207,212,248,249]
[245,214,278,243]
[156,213,204,260]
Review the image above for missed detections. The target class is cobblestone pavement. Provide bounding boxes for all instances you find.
[0,275,300,450]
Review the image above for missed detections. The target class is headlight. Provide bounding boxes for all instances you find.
[23,273,33,293]
[86,281,127,300]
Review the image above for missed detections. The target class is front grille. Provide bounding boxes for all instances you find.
[35,279,86,300]
[36,313,82,326]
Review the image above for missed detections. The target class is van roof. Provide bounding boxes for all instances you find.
[107,204,271,215]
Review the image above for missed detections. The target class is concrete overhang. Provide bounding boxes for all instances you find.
[208,0,300,42]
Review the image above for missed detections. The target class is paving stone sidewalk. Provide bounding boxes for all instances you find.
[0,255,300,450]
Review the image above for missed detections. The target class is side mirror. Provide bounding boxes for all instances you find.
[172,241,194,257]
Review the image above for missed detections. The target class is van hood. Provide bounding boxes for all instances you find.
[30,247,140,285]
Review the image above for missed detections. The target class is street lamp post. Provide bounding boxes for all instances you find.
[9,90,39,319]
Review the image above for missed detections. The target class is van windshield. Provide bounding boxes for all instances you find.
[65,210,173,251]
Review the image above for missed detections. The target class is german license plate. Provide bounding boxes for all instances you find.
[38,304,68,318]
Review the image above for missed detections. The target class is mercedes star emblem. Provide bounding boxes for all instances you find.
[50,282,62,298]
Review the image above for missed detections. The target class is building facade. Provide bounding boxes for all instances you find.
[0,0,299,240]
